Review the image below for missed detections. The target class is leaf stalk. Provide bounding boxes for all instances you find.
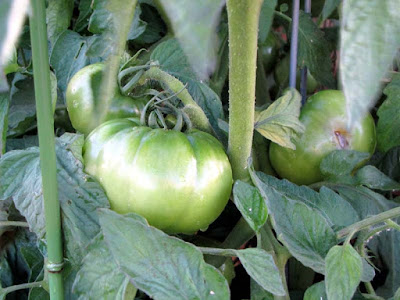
[337,206,400,239]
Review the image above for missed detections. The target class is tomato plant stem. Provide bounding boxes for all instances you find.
[0,221,29,227]
[274,11,292,23]
[0,281,44,296]
[227,0,262,181]
[29,0,64,298]
[198,247,237,257]
[337,206,400,239]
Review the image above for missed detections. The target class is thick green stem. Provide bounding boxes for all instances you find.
[29,1,64,299]
[337,206,400,240]
[139,67,213,134]
[227,0,262,181]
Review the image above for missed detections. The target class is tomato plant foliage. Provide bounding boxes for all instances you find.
[1,0,400,299]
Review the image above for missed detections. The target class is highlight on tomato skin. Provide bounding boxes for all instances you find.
[269,90,377,185]
[66,63,149,136]
[83,118,233,235]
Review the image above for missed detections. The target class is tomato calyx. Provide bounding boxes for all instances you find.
[139,90,193,133]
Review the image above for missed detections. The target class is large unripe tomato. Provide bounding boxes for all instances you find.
[83,118,233,234]
[66,63,148,136]
[269,90,376,185]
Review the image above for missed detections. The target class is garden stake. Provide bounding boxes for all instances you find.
[29,0,64,298]
[289,0,300,89]
[300,0,311,105]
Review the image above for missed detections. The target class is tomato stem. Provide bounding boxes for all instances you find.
[337,206,400,239]
[0,221,29,227]
[0,281,45,297]
[227,0,262,181]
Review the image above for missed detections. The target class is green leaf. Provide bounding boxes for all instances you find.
[258,0,278,43]
[361,259,375,283]
[356,165,400,191]
[320,150,370,180]
[46,0,74,46]
[297,11,335,88]
[0,148,45,236]
[0,229,43,299]
[390,288,400,300]
[319,0,341,23]
[151,39,225,140]
[28,287,49,300]
[0,0,28,73]
[0,92,8,155]
[257,174,359,230]
[375,146,400,182]
[340,0,400,128]
[250,171,338,274]
[320,151,400,190]
[304,281,327,300]
[325,245,363,300]
[7,73,36,137]
[235,248,285,296]
[7,72,57,138]
[209,17,229,97]
[233,180,268,233]
[128,3,165,44]
[333,185,395,219]
[50,30,102,97]
[6,135,38,152]
[0,134,110,265]
[58,133,85,162]
[254,89,305,150]
[250,279,274,300]
[156,0,224,80]
[126,5,148,41]
[98,209,230,300]
[74,0,92,32]
[72,233,135,299]
[377,73,400,152]
[62,262,80,300]
[368,230,400,299]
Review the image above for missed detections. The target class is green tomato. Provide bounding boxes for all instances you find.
[274,55,319,94]
[66,63,148,136]
[260,33,279,73]
[269,90,376,185]
[83,118,233,234]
